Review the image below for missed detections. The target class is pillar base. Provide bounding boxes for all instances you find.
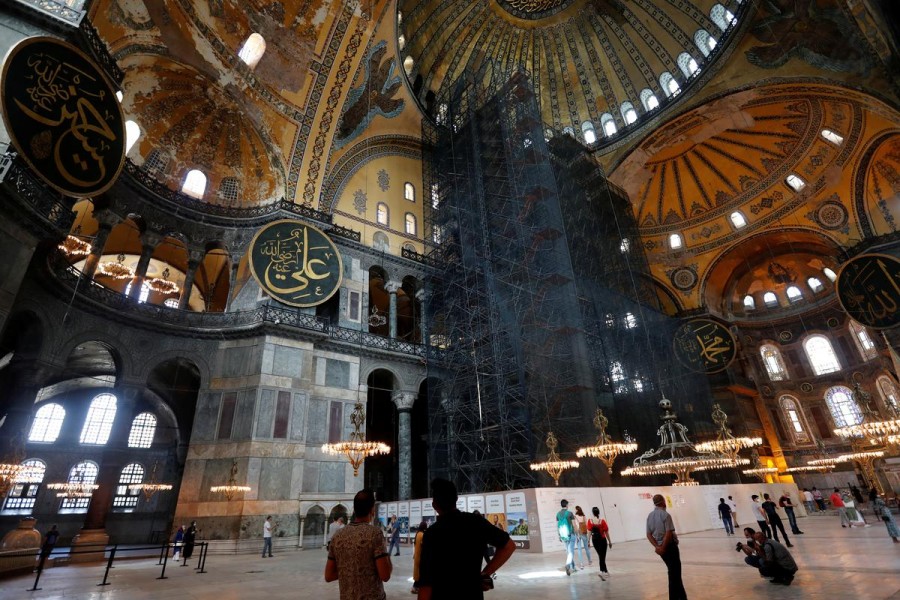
[69,529,110,564]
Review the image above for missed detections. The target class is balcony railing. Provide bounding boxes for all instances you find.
[0,154,74,233]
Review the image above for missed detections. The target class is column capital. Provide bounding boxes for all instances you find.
[391,390,417,412]
[385,280,402,294]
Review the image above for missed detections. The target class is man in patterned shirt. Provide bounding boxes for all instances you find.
[325,488,392,600]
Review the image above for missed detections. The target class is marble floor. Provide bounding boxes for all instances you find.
[3,514,900,599]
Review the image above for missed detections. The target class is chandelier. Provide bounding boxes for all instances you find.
[742,450,779,480]
[693,404,762,461]
[210,460,251,500]
[128,461,173,501]
[146,267,180,295]
[367,305,387,328]
[576,408,637,474]
[834,381,900,448]
[0,434,30,496]
[47,481,99,497]
[622,397,748,486]
[58,234,92,258]
[97,253,135,280]
[530,431,579,486]
[322,401,390,476]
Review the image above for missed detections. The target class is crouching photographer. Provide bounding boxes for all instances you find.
[736,529,798,586]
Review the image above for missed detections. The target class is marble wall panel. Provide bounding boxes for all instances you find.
[258,458,294,500]
[193,391,221,441]
[273,345,303,378]
[232,390,256,440]
[325,359,350,388]
[302,460,319,492]
[290,392,307,441]
[318,462,345,493]
[307,398,327,444]
[255,388,276,438]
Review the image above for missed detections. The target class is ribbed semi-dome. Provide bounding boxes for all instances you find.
[399,0,746,140]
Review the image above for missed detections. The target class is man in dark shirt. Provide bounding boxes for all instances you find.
[417,478,516,600]
[761,493,792,547]
[778,491,804,535]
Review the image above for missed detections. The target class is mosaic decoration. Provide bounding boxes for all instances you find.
[672,318,737,374]
[800,382,814,393]
[836,253,900,329]
[377,168,390,192]
[779,330,793,342]
[1,37,125,197]
[497,0,575,19]
[812,199,849,231]
[248,220,343,308]
[334,40,404,149]
[353,189,367,215]
[670,267,698,292]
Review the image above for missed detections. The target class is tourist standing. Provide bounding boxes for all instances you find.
[587,506,611,580]
[751,495,772,539]
[172,525,184,561]
[646,494,688,600]
[830,488,852,528]
[416,478,515,600]
[778,491,804,535]
[262,515,274,558]
[411,520,428,594]
[762,494,792,546]
[812,487,826,511]
[572,505,592,569]
[556,499,577,576]
[802,488,816,513]
[183,521,198,562]
[325,488,392,599]
[717,497,734,536]
[388,515,402,556]
[871,489,900,544]
[727,496,739,527]
[326,516,345,550]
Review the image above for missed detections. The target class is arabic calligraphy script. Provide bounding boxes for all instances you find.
[673,319,736,373]
[1,37,125,196]
[837,254,900,329]
[250,221,343,308]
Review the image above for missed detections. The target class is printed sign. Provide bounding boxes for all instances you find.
[837,254,900,329]
[1,36,126,196]
[467,495,485,514]
[672,318,736,373]
[248,220,343,307]
[506,491,530,548]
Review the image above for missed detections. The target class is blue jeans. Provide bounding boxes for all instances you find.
[563,536,575,569]
[721,515,734,535]
[573,533,591,565]
[389,537,401,555]
[262,537,272,557]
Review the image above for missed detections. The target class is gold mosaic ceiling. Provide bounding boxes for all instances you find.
[398,0,743,135]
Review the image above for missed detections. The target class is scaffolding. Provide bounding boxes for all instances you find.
[423,70,716,493]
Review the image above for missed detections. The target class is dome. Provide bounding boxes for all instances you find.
[398,0,745,141]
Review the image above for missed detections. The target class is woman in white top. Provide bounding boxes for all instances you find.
[573,506,593,570]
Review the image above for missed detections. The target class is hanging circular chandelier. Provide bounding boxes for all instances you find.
[146,267,180,295]
[97,253,135,280]
[47,481,100,497]
[322,401,391,477]
[576,408,637,474]
[693,404,762,461]
[210,460,251,500]
[834,381,900,449]
[742,451,778,480]
[531,431,579,486]
[128,461,173,500]
[58,234,91,258]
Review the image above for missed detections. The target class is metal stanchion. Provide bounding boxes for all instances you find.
[29,550,46,591]
[196,542,208,574]
[157,542,170,580]
[157,542,167,565]
[98,546,116,586]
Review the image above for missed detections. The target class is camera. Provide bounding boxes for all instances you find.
[735,542,744,552]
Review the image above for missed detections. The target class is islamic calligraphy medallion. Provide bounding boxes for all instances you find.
[248,220,343,308]
[836,253,900,329]
[672,318,736,374]
[1,36,125,197]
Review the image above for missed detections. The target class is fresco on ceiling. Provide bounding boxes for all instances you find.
[746,0,871,74]
[334,40,404,149]
[109,0,156,30]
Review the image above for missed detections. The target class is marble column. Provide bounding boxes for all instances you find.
[386,281,401,339]
[415,289,427,345]
[81,221,113,280]
[128,234,159,300]
[225,259,240,312]
[178,255,202,310]
[392,391,416,500]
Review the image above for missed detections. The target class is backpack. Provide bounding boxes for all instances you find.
[557,510,572,541]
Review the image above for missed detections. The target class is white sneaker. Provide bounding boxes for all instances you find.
[598,572,606,581]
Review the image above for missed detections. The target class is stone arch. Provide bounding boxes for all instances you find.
[303,505,326,548]
[56,335,128,382]
[854,131,900,238]
[367,266,390,336]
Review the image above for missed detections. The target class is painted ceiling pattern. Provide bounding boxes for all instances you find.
[398,0,743,135]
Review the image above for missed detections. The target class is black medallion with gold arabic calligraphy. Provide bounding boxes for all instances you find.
[836,253,900,329]
[672,318,736,374]
[1,37,125,197]
[248,220,343,308]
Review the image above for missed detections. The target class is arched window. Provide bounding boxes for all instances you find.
[624,312,637,328]
[807,277,824,293]
[804,335,842,375]
[729,211,747,228]
[436,103,448,126]
[113,463,144,511]
[182,169,207,199]
[29,403,65,443]
[760,344,788,381]
[144,148,169,175]
[563,126,575,137]
[610,361,624,382]
[60,461,99,512]
[376,202,389,226]
[432,225,443,244]
[219,177,241,205]
[403,56,414,76]
[404,182,415,202]
[80,393,117,445]
[621,102,638,125]
[710,4,736,31]
[677,52,700,77]
[743,295,755,310]
[659,72,680,97]
[405,213,417,235]
[694,30,717,56]
[402,242,416,254]
[785,173,806,191]
[640,88,659,111]
[398,34,406,51]
[786,285,803,303]
[582,121,596,144]
[821,129,844,145]
[373,231,390,252]
[128,413,157,448]
[124,280,151,304]
[600,113,617,137]
[823,267,837,282]
[3,459,45,512]
[125,120,141,154]
[238,33,266,69]
[849,320,878,360]
[779,396,810,443]
[397,10,402,24]
[620,239,630,253]
[668,233,683,250]
[825,385,863,427]
[763,291,778,308]
[878,376,900,413]
[430,183,440,209]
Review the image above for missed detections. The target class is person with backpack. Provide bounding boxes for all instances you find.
[556,499,577,576]
[572,505,592,570]
[587,506,612,580]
